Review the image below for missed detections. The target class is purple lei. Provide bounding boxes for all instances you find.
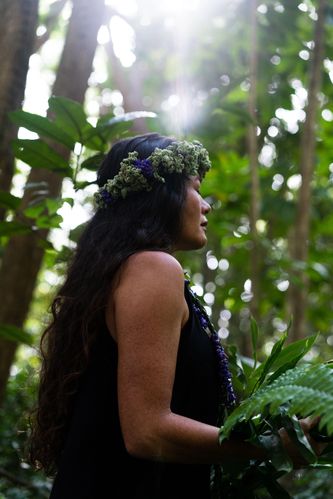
[185,279,236,413]
[134,158,154,178]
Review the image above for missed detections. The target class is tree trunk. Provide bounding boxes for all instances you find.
[33,0,68,52]
[290,0,326,341]
[0,0,39,221]
[106,26,148,134]
[246,0,260,356]
[0,0,105,406]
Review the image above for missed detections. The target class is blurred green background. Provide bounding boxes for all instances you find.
[0,0,333,496]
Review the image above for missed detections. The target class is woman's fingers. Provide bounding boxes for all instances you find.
[279,416,327,468]
[299,416,327,457]
[299,415,320,432]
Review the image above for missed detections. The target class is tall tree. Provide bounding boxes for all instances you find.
[33,0,67,52]
[106,41,148,134]
[290,0,327,341]
[0,0,39,221]
[0,0,105,405]
[105,11,148,134]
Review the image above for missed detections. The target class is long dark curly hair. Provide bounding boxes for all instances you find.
[28,133,189,475]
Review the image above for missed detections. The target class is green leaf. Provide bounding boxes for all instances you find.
[74,180,96,190]
[24,197,64,224]
[48,96,105,151]
[81,127,105,151]
[80,111,157,151]
[12,139,71,175]
[252,333,288,391]
[0,221,30,237]
[97,110,157,127]
[281,414,317,464]
[80,153,106,171]
[9,110,75,150]
[0,324,33,345]
[62,197,74,207]
[247,325,309,390]
[69,221,88,242]
[35,213,63,229]
[220,363,333,439]
[267,334,319,384]
[96,121,131,142]
[24,203,45,219]
[48,96,93,144]
[45,198,63,215]
[0,191,21,210]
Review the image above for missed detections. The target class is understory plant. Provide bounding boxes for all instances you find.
[213,322,333,498]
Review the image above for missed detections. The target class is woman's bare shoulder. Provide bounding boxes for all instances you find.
[112,251,186,309]
[122,251,184,282]
[109,251,188,339]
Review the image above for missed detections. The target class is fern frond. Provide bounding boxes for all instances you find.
[221,363,333,440]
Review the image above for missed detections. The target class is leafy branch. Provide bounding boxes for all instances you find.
[221,363,333,439]
[214,325,333,498]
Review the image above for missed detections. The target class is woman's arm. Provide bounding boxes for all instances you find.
[109,251,267,464]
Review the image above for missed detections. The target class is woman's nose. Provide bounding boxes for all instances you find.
[202,199,211,214]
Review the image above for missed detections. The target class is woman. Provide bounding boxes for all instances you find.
[29,133,321,498]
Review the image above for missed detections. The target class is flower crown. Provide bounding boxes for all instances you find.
[94,140,211,209]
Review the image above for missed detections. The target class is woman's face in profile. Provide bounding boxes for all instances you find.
[174,176,211,251]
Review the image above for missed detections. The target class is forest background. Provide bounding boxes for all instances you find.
[0,0,333,497]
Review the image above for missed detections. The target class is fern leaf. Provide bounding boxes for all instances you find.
[220,363,333,440]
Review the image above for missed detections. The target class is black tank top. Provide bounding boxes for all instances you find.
[50,283,220,499]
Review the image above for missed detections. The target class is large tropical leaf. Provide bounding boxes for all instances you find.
[249,333,319,392]
[87,111,158,144]
[12,139,71,175]
[10,110,75,150]
[48,95,89,141]
[80,153,106,171]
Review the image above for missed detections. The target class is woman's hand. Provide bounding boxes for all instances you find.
[299,416,328,456]
[279,416,327,468]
